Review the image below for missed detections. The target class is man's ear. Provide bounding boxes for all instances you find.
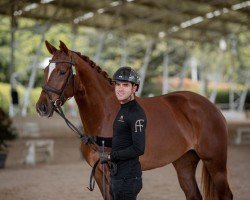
[45,40,58,55]
[132,84,137,93]
[136,85,139,92]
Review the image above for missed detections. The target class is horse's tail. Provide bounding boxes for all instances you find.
[201,163,216,200]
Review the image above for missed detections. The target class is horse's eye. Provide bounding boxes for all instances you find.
[60,71,66,75]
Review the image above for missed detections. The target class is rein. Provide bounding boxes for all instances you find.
[55,105,111,195]
[54,105,100,192]
[54,105,95,144]
[42,59,97,145]
[54,105,111,194]
[42,59,111,197]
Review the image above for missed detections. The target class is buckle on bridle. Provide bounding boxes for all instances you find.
[54,99,62,108]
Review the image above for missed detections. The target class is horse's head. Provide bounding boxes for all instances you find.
[36,40,76,117]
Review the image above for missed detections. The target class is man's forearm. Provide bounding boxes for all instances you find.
[111,143,145,161]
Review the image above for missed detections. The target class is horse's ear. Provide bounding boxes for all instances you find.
[45,40,58,55]
[59,40,69,55]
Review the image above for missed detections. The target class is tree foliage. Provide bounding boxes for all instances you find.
[0,15,249,99]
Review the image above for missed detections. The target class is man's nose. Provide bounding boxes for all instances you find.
[117,85,124,90]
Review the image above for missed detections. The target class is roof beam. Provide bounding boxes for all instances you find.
[0,0,248,44]
[188,0,250,17]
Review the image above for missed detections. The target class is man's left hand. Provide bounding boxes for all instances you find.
[100,152,110,164]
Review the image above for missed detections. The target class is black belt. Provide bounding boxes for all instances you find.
[111,176,141,181]
[95,136,112,148]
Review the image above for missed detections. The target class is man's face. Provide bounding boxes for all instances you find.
[115,81,137,103]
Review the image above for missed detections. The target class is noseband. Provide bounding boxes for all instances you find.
[42,59,75,108]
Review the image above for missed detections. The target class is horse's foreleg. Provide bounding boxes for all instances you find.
[173,150,202,200]
[81,143,111,200]
[94,163,111,200]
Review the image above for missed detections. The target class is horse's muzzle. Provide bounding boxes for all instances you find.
[36,102,53,117]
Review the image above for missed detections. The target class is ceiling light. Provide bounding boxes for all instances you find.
[222,8,229,13]
[158,31,166,38]
[206,12,214,19]
[97,8,105,14]
[170,26,179,33]
[191,16,204,24]
[213,10,221,16]
[110,1,120,7]
[24,3,38,12]
[231,1,250,10]
[41,0,54,4]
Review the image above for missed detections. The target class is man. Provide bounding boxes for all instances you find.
[100,66,147,200]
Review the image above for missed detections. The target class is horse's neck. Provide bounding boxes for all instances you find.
[73,56,119,137]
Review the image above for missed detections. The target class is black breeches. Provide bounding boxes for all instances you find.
[110,177,142,200]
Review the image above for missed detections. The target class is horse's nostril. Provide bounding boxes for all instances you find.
[40,104,47,113]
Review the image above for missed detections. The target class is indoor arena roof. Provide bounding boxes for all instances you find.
[1,0,250,43]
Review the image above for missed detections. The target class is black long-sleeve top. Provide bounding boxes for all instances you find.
[110,100,147,179]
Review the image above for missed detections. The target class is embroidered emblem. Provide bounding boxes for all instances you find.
[135,119,144,132]
[118,115,125,122]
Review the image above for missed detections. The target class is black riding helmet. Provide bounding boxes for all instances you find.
[113,67,140,91]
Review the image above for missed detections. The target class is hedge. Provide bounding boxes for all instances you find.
[0,82,249,114]
[0,82,41,114]
[214,89,250,107]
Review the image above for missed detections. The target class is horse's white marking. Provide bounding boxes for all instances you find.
[47,63,56,82]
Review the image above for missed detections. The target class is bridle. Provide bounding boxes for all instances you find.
[42,59,75,108]
[41,59,90,142]
[41,59,111,198]
[41,59,97,145]
[41,59,89,140]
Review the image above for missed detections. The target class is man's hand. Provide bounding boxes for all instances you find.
[100,152,110,164]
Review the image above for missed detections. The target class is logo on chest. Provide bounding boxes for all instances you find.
[118,115,125,123]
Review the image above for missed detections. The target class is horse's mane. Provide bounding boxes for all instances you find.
[73,51,113,85]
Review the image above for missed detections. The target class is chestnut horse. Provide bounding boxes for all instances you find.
[36,40,233,200]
